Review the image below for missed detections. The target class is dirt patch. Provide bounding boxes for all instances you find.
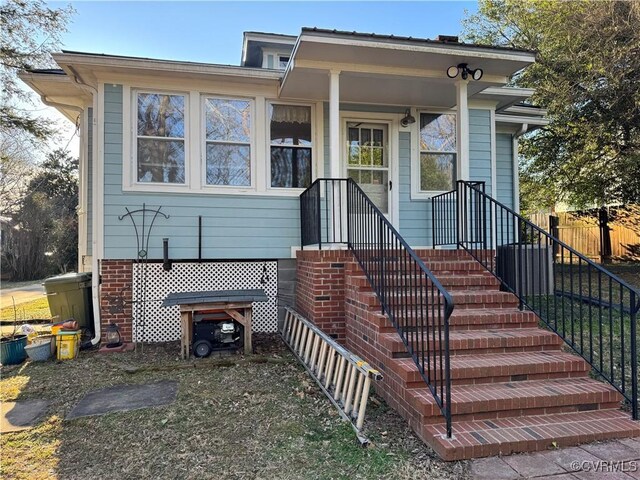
[0,338,468,480]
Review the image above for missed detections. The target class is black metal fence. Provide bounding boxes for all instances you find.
[301,178,455,437]
[433,180,639,419]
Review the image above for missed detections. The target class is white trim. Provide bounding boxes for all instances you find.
[329,71,341,178]
[490,108,497,197]
[299,33,537,63]
[265,100,316,193]
[78,108,88,271]
[125,88,191,190]
[91,83,104,345]
[411,109,457,200]
[512,134,520,212]
[495,113,549,126]
[201,94,255,191]
[456,80,470,181]
[339,111,400,227]
[291,59,508,85]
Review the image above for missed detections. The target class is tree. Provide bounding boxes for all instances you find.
[463,1,640,210]
[0,0,74,140]
[2,149,78,280]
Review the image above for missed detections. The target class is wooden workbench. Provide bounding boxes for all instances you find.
[161,289,269,360]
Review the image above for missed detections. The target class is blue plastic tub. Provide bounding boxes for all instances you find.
[0,334,28,365]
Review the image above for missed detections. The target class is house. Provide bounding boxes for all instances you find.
[20,29,638,460]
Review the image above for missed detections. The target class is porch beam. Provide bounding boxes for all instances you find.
[295,59,508,84]
[456,79,470,180]
[329,70,341,178]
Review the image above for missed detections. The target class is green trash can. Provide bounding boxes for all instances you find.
[44,273,94,333]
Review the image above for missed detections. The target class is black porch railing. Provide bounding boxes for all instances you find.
[301,178,455,437]
[433,180,639,420]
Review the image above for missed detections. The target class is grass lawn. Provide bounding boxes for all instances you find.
[0,336,468,480]
[0,297,52,323]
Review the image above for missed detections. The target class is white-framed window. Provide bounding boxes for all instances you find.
[418,112,456,194]
[268,102,313,189]
[135,91,187,184]
[278,55,290,70]
[203,96,253,187]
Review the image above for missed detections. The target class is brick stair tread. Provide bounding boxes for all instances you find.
[380,328,562,352]
[406,377,621,416]
[390,351,590,381]
[357,289,517,307]
[424,409,640,460]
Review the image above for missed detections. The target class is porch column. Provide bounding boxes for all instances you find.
[456,79,470,180]
[329,70,341,178]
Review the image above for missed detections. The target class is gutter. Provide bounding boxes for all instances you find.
[66,66,103,348]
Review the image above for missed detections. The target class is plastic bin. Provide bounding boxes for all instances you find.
[56,331,80,360]
[44,273,93,332]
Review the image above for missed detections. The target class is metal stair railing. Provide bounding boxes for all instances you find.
[433,180,639,420]
[300,178,455,437]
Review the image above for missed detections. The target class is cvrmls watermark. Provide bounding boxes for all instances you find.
[570,460,638,473]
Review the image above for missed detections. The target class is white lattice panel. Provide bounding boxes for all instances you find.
[132,261,278,342]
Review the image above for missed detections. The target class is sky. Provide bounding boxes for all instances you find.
[39,1,479,156]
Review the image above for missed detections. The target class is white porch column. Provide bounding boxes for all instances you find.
[329,70,341,178]
[456,79,470,181]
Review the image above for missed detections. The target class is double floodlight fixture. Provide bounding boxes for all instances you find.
[446,63,483,81]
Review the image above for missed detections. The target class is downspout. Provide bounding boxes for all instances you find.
[512,123,528,213]
[68,67,103,347]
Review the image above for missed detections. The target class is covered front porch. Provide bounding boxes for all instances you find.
[280,28,539,242]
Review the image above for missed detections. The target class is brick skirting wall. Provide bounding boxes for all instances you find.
[295,250,352,342]
[99,259,134,343]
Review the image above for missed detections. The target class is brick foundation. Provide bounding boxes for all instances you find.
[295,249,352,342]
[99,259,133,343]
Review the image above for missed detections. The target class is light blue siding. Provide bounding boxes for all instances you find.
[469,109,492,195]
[87,107,93,256]
[496,133,514,209]
[102,84,300,260]
[399,131,431,246]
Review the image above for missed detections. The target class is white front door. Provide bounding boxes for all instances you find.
[345,122,392,217]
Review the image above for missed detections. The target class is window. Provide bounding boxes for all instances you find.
[204,97,252,187]
[136,92,186,184]
[419,113,456,192]
[278,55,290,70]
[269,104,312,188]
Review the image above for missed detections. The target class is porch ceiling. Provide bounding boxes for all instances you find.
[280,30,536,108]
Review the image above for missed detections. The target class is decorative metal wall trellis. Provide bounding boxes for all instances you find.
[132,261,278,342]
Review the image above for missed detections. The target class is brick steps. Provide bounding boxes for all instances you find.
[356,290,519,309]
[424,410,640,460]
[362,308,539,334]
[298,248,639,461]
[348,273,500,292]
[406,378,622,421]
[388,351,590,386]
[379,328,562,357]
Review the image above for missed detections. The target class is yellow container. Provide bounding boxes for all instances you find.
[56,331,80,360]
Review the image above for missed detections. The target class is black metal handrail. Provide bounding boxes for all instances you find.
[433,180,639,419]
[301,178,455,437]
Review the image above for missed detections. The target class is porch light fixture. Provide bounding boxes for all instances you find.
[446,63,483,81]
[400,109,416,127]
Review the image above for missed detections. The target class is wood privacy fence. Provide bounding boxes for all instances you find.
[528,211,640,262]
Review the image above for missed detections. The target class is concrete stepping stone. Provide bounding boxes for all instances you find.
[67,380,178,420]
[1,399,50,433]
